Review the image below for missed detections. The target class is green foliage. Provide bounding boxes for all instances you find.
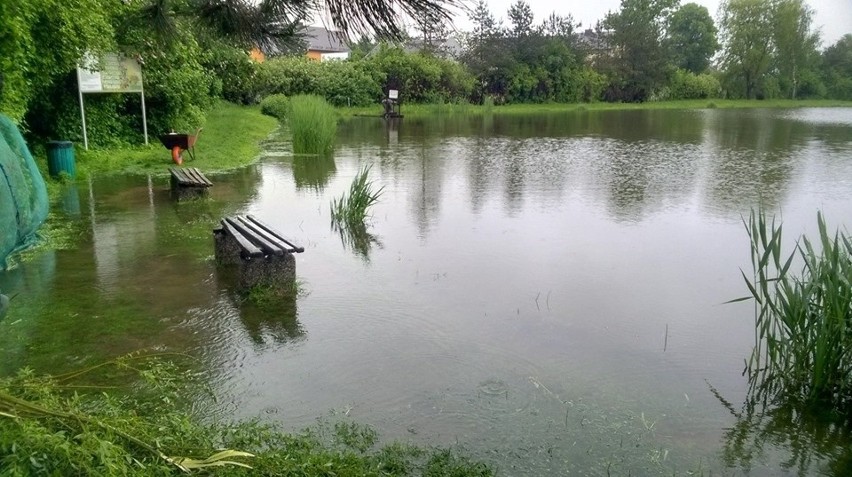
[288,94,338,155]
[822,35,852,100]
[0,0,116,121]
[259,94,289,120]
[666,3,719,74]
[202,42,260,105]
[601,0,679,101]
[0,357,493,476]
[366,46,474,103]
[255,57,382,107]
[738,211,852,417]
[331,165,384,228]
[660,69,721,100]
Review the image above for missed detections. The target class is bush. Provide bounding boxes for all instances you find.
[665,69,721,100]
[288,94,337,155]
[255,57,381,107]
[260,94,289,120]
[202,42,260,104]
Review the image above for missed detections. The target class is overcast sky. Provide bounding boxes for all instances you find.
[446,0,851,47]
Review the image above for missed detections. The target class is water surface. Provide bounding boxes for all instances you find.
[3,107,852,475]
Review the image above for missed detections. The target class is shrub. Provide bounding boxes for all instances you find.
[288,94,337,155]
[666,69,721,100]
[260,94,289,120]
[202,42,260,104]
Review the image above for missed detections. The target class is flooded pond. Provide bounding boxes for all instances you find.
[3,108,852,475]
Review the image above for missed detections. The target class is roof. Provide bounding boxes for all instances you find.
[304,26,350,53]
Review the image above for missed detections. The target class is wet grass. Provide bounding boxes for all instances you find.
[287,95,337,156]
[330,164,384,228]
[737,210,852,417]
[340,99,852,118]
[0,357,493,476]
[50,101,278,177]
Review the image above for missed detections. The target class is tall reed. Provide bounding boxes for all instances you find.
[330,165,383,228]
[739,210,852,415]
[288,94,337,155]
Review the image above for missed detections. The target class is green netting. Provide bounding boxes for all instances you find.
[0,113,49,268]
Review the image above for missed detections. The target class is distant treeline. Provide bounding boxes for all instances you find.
[1,0,849,146]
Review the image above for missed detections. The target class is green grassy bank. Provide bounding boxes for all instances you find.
[51,101,278,178]
[341,98,852,118]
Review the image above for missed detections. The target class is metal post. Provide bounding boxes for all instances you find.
[140,89,148,145]
[77,68,89,150]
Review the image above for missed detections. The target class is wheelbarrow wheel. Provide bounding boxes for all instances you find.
[171,146,183,165]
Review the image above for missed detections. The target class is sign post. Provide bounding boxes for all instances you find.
[77,53,147,150]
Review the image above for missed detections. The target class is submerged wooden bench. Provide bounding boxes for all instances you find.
[169,167,212,199]
[213,215,304,291]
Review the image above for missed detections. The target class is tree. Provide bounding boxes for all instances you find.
[137,0,464,52]
[413,9,451,55]
[772,0,820,99]
[540,12,578,39]
[666,3,719,73]
[822,34,852,99]
[602,0,680,101]
[469,0,499,46]
[718,0,775,98]
[507,0,534,38]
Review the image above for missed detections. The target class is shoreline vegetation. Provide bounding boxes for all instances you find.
[36,99,851,179]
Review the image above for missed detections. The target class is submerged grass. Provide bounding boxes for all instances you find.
[737,210,852,418]
[0,355,492,476]
[330,164,384,228]
[287,94,338,156]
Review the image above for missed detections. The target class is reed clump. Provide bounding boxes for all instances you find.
[738,211,852,417]
[287,94,337,155]
[330,165,384,228]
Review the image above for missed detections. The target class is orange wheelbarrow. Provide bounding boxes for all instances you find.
[159,128,202,165]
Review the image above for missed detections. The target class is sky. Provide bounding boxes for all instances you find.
[446,0,852,47]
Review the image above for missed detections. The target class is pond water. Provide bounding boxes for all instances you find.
[3,108,852,475]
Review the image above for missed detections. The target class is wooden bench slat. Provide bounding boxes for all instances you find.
[227,217,282,256]
[222,219,262,257]
[187,167,213,187]
[236,217,291,255]
[247,215,305,253]
[170,166,212,187]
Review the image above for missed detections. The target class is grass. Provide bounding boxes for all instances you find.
[0,355,493,476]
[287,94,338,156]
[330,164,384,228]
[57,101,278,177]
[736,210,852,418]
[339,98,852,118]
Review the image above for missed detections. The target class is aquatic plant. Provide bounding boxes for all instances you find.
[0,353,253,473]
[330,164,384,228]
[736,210,852,417]
[287,94,338,155]
[0,353,492,476]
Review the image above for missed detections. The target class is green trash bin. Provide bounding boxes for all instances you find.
[46,140,76,178]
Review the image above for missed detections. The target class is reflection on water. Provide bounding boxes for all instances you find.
[2,108,852,474]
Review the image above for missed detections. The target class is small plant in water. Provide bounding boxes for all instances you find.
[735,210,852,418]
[330,164,384,228]
[287,94,337,155]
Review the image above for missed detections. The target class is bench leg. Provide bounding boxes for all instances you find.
[214,229,243,265]
[238,253,296,293]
